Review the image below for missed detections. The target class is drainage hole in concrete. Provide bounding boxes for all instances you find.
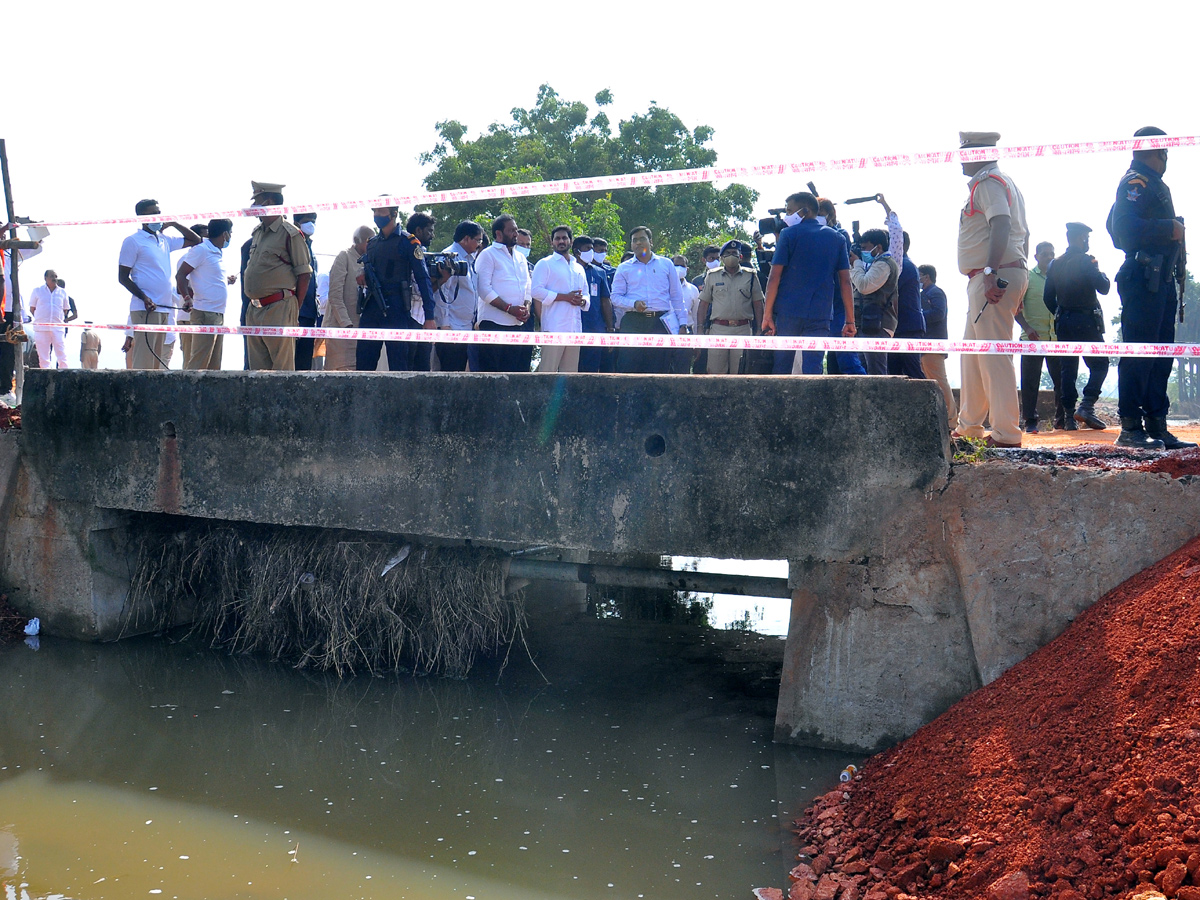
[644,434,666,457]
[162,421,177,438]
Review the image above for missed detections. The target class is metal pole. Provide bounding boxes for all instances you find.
[0,139,24,401]
[505,558,792,599]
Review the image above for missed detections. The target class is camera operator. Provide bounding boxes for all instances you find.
[433,220,484,372]
[760,192,856,375]
[848,227,900,375]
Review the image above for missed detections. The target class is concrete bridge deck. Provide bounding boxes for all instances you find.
[3,370,1199,751]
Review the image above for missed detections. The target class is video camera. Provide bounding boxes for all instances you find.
[850,220,863,258]
[426,251,469,277]
[757,208,789,237]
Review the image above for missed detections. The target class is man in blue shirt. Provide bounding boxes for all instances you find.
[572,235,613,373]
[761,192,856,374]
[919,264,957,424]
[887,232,927,378]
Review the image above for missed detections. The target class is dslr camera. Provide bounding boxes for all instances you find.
[426,251,469,277]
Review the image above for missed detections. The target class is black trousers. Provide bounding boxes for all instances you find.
[295,314,319,371]
[436,341,469,372]
[1117,269,1176,419]
[356,308,418,372]
[0,311,14,393]
[616,312,671,374]
[477,321,533,373]
[1056,310,1108,409]
[1019,349,1063,424]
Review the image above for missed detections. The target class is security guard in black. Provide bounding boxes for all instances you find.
[1108,127,1191,448]
[356,210,436,372]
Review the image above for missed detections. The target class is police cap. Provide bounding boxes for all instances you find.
[720,239,747,257]
[250,180,286,195]
[1133,126,1167,137]
[1065,222,1092,235]
[958,131,1000,148]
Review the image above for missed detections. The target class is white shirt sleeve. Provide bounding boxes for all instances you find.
[531,257,555,304]
[886,211,904,264]
[668,266,686,321]
[118,234,139,269]
[611,265,632,311]
[476,248,498,304]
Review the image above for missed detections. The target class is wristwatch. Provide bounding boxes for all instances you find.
[982,266,996,276]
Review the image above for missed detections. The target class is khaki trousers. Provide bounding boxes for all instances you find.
[957,270,1028,445]
[245,296,298,371]
[183,310,225,370]
[920,353,958,425]
[706,322,753,374]
[130,310,167,370]
[539,343,579,373]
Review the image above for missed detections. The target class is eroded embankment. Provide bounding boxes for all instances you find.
[763,533,1200,900]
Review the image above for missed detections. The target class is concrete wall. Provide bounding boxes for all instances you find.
[776,462,1200,751]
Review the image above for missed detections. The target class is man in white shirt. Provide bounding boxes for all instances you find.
[611,226,686,373]
[531,225,590,373]
[475,214,533,372]
[176,219,237,370]
[28,269,69,369]
[671,254,700,373]
[117,198,202,370]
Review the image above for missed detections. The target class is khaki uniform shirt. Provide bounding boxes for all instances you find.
[957,163,1029,273]
[243,218,313,300]
[698,267,763,323]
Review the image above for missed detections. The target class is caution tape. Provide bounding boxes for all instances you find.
[30,135,1199,229]
[56,321,1200,358]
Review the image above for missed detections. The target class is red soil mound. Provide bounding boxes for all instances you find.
[0,405,18,431]
[768,534,1200,900]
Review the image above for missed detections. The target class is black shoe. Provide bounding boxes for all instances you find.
[1145,416,1197,450]
[1053,407,1066,430]
[1115,416,1166,450]
[1062,408,1078,431]
[1074,403,1107,430]
[1023,421,1040,434]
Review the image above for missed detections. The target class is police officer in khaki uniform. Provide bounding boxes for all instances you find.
[697,240,764,374]
[242,181,313,371]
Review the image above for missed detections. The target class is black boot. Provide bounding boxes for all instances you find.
[1053,405,1066,430]
[1074,401,1107,430]
[1062,406,1078,431]
[1115,416,1165,450]
[1145,416,1197,450]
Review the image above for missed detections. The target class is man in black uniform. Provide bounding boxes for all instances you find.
[1109,126,1194,449]
[356,202,437,372]
[1043,222,1111,430]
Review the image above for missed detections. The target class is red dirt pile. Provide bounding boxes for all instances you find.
[759,534,1200,900]
[0,404,18,431]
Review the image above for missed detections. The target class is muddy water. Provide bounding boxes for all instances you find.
[0,629,850,900]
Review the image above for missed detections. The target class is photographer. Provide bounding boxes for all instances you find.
[760,192,855,375]
[848,227,899,375]
[433,220,483,372]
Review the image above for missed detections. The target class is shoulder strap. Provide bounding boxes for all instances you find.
[965,173,1012,217]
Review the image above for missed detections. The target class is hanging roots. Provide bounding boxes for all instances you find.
[123,523,524,679]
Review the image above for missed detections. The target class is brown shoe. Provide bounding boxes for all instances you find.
[985,435,1022,449]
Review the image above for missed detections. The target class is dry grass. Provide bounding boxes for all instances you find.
[124,524,524,678]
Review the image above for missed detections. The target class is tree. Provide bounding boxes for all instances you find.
[1171,273,1199,411]
[418,85,757,262]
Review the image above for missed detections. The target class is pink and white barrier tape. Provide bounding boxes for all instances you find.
[57,321,1200,358]
[31,135,1199,228]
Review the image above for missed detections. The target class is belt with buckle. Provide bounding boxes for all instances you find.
[251,289,295,308]
[711,318,752,327]
[966,260,1026,279]
[632,308,666,316]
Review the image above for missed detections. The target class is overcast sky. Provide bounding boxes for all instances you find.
[4,0,1195,374]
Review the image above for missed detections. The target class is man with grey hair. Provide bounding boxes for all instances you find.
[325,225,373,371]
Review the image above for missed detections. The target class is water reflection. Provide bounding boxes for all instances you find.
[0,631,848,900]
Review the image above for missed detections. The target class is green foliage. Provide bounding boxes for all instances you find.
[952,436,992,464]
[418,84,757,261]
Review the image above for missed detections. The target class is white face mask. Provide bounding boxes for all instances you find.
[816,216,827,226]
[674,265,687,279]
[705,259,720,270]
[299,221,315,236]
[579,249,595,264]
[593,251,606,263]
[782,212,802,228]
[515,245,531,259]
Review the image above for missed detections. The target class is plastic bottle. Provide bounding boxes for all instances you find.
[839,764,858,783]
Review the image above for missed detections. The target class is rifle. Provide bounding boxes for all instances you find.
[358,253,389,318]
[1178,216,1186,323]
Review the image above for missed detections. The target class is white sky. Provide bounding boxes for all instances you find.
[4,0,1196,373]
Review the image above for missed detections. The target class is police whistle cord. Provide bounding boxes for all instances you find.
[58,321,1200,358]
[27,135,1200,229]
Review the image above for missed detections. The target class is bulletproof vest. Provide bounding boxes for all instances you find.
[367,231,416,300]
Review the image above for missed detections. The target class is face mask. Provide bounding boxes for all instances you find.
[145,222,163,233]
[816,216,827,226]
[593,251,606,263]
[782,212,802,228]
[705,259,720,270]
[515,245,531,259]
[579,249,595,264]
[299,221,315,236]
[860,250,874,264]
[674,265,687,278]
[722,255,740,270]
[373,215,392,231]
